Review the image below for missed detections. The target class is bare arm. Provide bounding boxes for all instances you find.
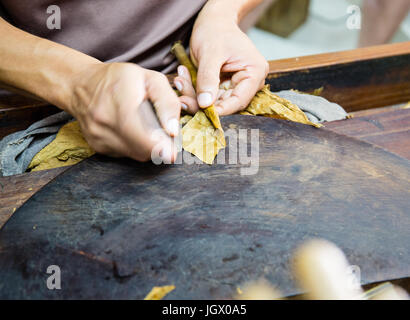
[0,18,180,163]
[359,0,410,47]
[0,18,100,111]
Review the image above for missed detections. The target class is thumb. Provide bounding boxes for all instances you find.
[196,55,223,108]
[145,70,181,138]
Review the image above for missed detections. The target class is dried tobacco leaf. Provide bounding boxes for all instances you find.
[144,285,175,300]
[204,105,226,146]
[181,110,225,164]
[241,85,322,128]
[181,85,322,164]
[28,121,95,171]
[180,114,193,126]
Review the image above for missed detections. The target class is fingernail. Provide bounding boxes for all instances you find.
[167,118,179,137]
[175,80,183,92]
[181,103,188,111]
[198,92,213,107]
[160,144,172,163]
[215,106,223,114]
[177,65,185,77]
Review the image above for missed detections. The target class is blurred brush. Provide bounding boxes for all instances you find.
[293,239,363,300]
[236,278,282,300]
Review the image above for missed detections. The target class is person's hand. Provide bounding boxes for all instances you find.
[173,9,268,115]
[70,62,181,163]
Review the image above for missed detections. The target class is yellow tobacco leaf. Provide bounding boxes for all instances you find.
[241,85,322,128]
[291,87,324,96]
[28,121,95,171]
[311,87,324,96]
[181,110,225,164]
[144,285,175,300]
[180,114,193,126]
[204,105,226,146]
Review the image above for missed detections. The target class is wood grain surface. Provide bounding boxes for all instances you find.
[0,167,69,228]
[268,42,410,72]
[267,44,410,112]
[325,107,410,159]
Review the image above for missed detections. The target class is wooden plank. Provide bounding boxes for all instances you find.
[0,167,69,228]
[0,104,60,138]
[324,108,410,159]
[268,42,410,72]
[349,103,409,117]
[0,88,60,138]
[267,42,410,112]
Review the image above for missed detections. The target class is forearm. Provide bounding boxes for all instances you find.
[359,0,410,47]
[198,0,263,25]
[0,18,101,111]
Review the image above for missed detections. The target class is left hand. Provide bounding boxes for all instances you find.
[173,10,269,116]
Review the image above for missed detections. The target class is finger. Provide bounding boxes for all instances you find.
[177,65,192,83]
[122,100,177,163]
[215,89,233,106]
[150,132,178,164]
[114,77,176,162]
[174,75,196,98]
[230,69,251,87]
[221,60,247,73]
[217,89,225,100]
[179,95,199,114]
[215,96,241,116]
[216,77,259,116]
[196,54,224,108]
[108,67,177,163]
[221,88,233,100]
[146,71,181,137]
[110,69,155,160]
[115,93,158,161]
[138,100,178,164]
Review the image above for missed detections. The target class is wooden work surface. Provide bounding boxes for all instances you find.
[1,106,409,230]
[0,42,409,298]
[1,114,409,299]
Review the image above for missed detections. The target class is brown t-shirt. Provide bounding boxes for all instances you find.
[0,0,207,73]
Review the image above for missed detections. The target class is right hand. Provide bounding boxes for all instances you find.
[69,62,181,163]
